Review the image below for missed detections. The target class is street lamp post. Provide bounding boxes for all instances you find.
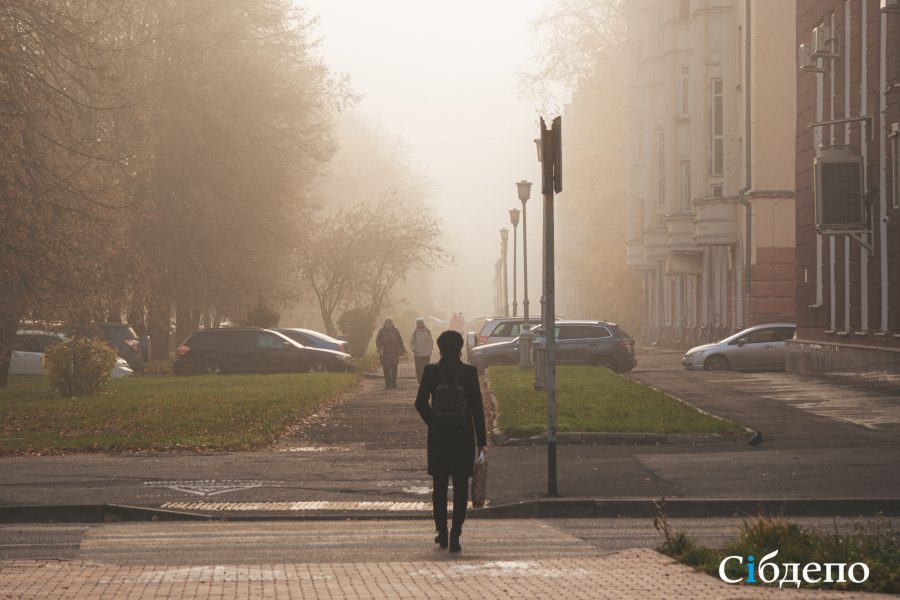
[509,208,520,317]
[516,180,533,367]
[500,228,509,317]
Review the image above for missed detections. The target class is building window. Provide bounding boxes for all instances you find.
[710,184,723,198]
[710,78,724,176]
[680,161,691,211]
[679,0,690,20]
[679,66,690,117]
[656,129,666,207]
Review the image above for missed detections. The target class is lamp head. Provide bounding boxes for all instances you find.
[509,208,521,227]
[500,228,509,243]
[516,180,532,203]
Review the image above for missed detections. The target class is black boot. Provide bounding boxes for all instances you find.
[434,530,448,549]
[449,531,461,552]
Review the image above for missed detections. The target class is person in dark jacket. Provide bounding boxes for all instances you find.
[414,330,486,552]
[376,318,406,389]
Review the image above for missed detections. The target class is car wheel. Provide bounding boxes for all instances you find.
[703,355,730,371]
[591,355,618,371]
[200,359,225,375]
[306,361,328,373]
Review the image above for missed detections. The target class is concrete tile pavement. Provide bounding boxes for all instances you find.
[1,549,885,599]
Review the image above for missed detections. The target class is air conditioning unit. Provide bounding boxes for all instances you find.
[812,23,839,58]
[882,0,900,13]
[799,43,824,73]
[814,146,865,231]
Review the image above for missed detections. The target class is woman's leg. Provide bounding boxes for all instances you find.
[432,474,449,534]
[450,474,469,535]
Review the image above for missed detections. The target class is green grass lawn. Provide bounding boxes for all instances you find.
[488,365,743,437]
[0,373,357,454]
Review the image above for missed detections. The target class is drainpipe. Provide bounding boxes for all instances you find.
[736,0,752,329]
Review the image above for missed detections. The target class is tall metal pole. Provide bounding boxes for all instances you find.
[516,182,533,368]
[540,116,561,498]
[509,209,520,317]
[521,201,529,325]
[500,229,509,317]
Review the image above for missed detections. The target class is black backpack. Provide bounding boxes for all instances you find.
[431,366,469,430]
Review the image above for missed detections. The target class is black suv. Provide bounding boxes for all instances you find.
[470,320,636,372]
[173,328,354,375]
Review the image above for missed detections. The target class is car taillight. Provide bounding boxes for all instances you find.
[477,336,488,346]
[338,343,345,352]
[124,339,139,348]
[176,345,191,357]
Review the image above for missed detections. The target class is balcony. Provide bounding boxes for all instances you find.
[626,239,655,271]
[643,226,669,262]
[665,213,698,253]
[692,197,738,245]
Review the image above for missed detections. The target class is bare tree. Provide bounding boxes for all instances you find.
[298,198,449,337]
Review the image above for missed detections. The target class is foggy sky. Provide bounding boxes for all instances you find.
[298,0,549,319]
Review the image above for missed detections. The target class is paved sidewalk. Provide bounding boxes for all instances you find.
[0,549,883,599]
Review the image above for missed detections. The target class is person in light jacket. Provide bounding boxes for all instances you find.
[409,317,434,383]
[414,330,486,553]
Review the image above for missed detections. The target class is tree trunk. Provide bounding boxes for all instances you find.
[0,310,18,389]
[174,296,191,349]
[148,295,171,360]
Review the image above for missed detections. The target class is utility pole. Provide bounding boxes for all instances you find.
[540,116,562,497]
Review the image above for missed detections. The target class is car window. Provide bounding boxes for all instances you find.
[559,326,603,340]
[492,322,515,337]
[256,332,284,348]
[773,327,795,342]
[34,335,63,352]
[13,335,32,352]
[224,331,256,347]
[745,329,776,344]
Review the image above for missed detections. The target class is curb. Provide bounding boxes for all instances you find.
[471,498,900,519]
[2,498,898,523]
[491,430,757,446]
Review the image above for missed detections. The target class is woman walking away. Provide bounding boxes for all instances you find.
[414,330,486,552]
[376,318,406,389]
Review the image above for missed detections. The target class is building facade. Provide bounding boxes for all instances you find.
[789,0,900,383]
[624,0,797,348]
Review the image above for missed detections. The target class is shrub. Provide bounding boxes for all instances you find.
[43,337,117,397]
[338,307,375,358]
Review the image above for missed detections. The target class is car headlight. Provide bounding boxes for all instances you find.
[684,350,707,359]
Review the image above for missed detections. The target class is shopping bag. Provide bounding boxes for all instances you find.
[471,451,487,508]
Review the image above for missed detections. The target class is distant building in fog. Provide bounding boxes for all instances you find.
[788,0,899,382]
[623,0,797,348]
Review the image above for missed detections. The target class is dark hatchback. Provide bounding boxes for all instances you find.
[173,328,355,375]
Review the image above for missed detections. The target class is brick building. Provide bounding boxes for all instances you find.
[789,0,900,383]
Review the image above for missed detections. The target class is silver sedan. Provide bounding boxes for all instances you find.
[682,323,796,371]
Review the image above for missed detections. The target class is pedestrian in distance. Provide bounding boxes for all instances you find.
[414,330,486,553]
[376,318,406,389]
[409,317,434,383]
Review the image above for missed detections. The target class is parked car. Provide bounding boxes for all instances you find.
[681,323,796,371]
[466,317,529,354]
[11,330,133,378]
[173,328,354,375]
[470,320,636,372]
[274,328,350,354]
[69,323,149,372]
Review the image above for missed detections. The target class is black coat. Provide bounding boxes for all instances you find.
[414,360,487,478]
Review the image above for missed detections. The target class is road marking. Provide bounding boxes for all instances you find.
[160,500,477,512]
[144,480,278,496]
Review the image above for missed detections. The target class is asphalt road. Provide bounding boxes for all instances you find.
[0,354,897,513]
[4,517,897,564]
